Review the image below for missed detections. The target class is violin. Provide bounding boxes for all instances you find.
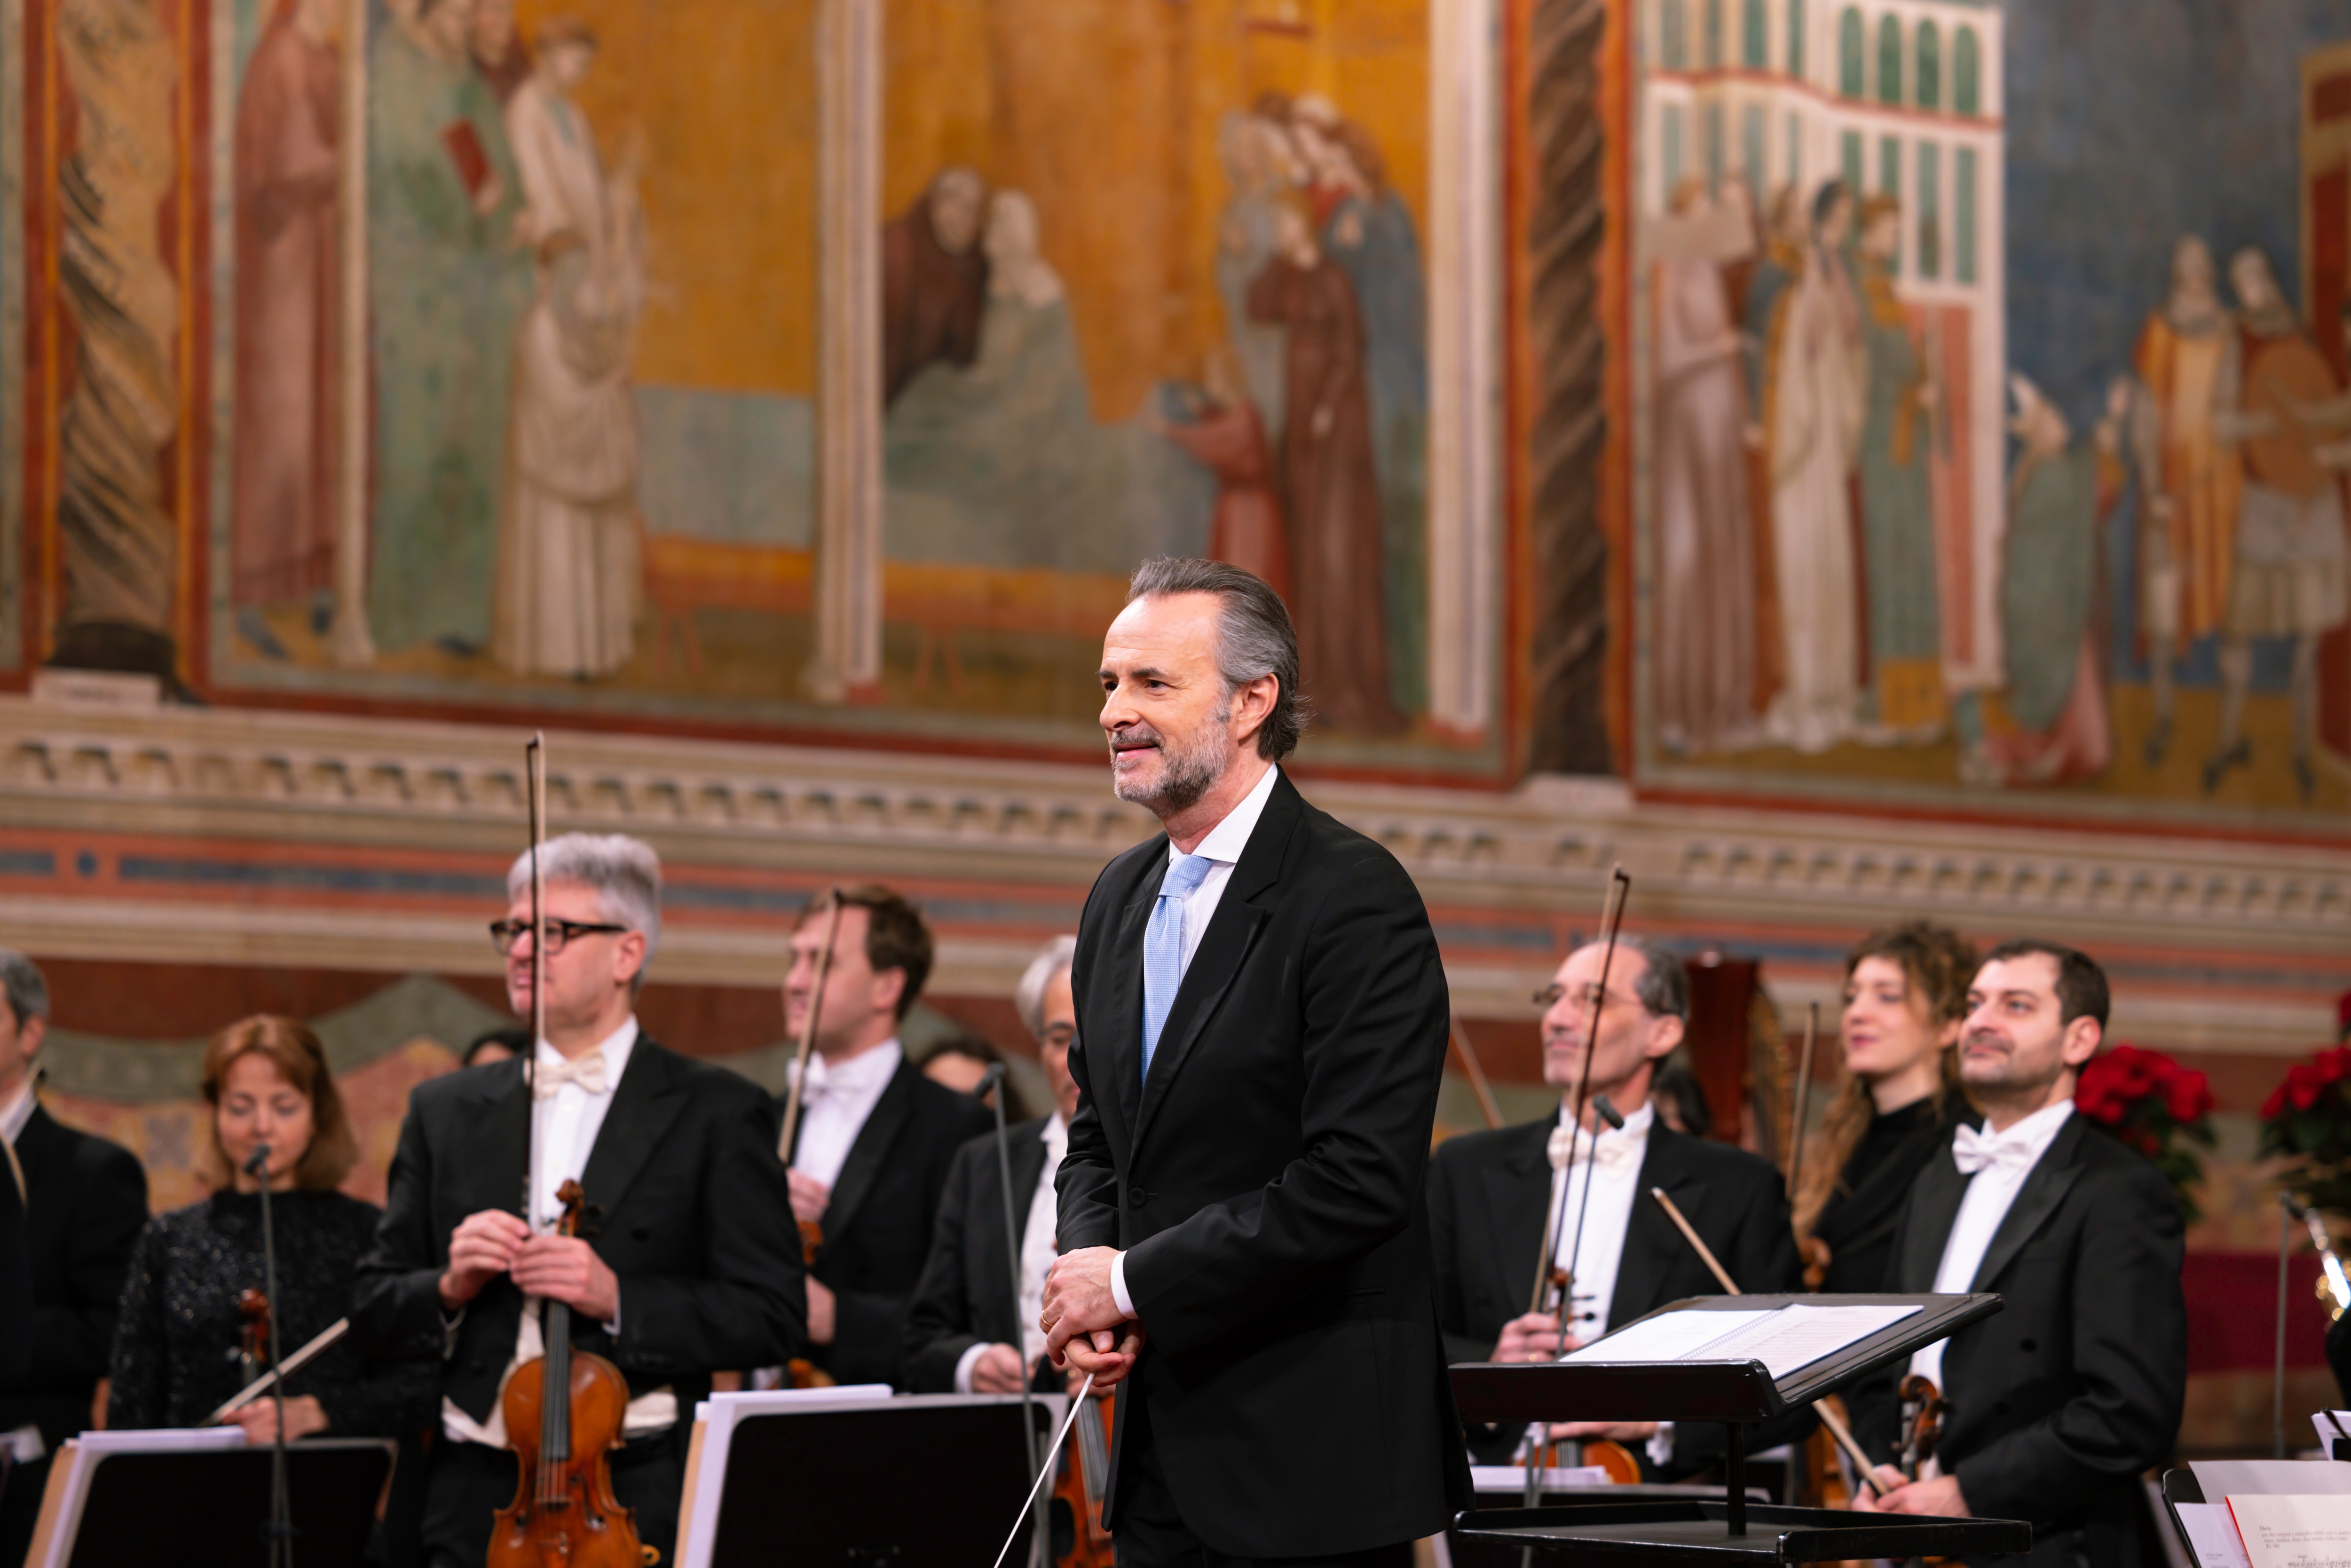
[488,1178,645,1568]
[237,1288,271,1387]
[1052,1386,1116,1567]
[1897,1373,1949,1481]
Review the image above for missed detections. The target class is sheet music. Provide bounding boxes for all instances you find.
[1695,1303,1922,1379]
[2174,1503,2254,1568]
[2227,1495,2351,1568]
[1561,1309,1777,1365]
[1562,1303,1919,1379]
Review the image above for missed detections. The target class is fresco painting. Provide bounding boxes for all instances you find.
[1633,0,2351,821]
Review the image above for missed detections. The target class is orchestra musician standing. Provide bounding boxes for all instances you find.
[354,833,804,1568]
[774,885,992,1389]
[1426,936,1806,1469]
[902,935,1081,1394]
[1852,940,2186,1568]
[0,950,149,1568]
[107,1016,435,1440]
[1041,557,1472,1566]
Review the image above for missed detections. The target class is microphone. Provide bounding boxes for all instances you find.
[243,1143,273,1177]
[1592,1095,1626,1132]
[975,1061,1008,1097]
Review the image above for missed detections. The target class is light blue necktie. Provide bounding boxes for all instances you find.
[1141,853,1215,1085]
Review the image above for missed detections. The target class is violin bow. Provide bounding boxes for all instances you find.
[1450,1016,1505,1131]
[1552,860,1627,1335]
[777,891,846,1162]
[1535,864,1631,1320]
[523,733,547,1231]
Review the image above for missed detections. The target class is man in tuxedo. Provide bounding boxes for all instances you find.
[1041,557,1471,1566]
[1426,935,1803,1467]
[0,950,149,1567]
[778,883,992,1388]
[903,935,1080,1393]
[1854,939,2185,1568]
[355,835,803,1568]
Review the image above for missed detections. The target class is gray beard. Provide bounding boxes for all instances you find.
[1112,712,1231,817]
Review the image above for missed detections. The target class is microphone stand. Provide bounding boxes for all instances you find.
[246,1143,294,1568]
[978,1064,1047,1568]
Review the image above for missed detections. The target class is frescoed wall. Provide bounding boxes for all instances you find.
[1620,0,2351,829]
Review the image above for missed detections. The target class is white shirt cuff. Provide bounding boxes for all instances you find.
[952,1341,988,1395]
[1110,1251,1135,1319]
[1645,1421,1675,1466]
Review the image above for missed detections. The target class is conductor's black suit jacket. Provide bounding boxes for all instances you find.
[353,1038,805,1422]
[901,1116,1053,1393]
[781,1056,992,1388]
[1863,1111,2185,1560]
[1057,768,1474,1560]
[1426,1114,1805,1466]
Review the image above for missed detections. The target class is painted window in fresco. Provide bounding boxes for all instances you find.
[1661,0,1689,71]
[1838,8,1864,98]
[1742,105,1766,196]
[1704,0,1724,68]
[1877,15,1902,105]
[1917,21,1941,111]
[1954,144,1977,283]
[1917,141,1941,279]
[1743,0,1767,69]
[1954,26,1980,115]
[1786,0,1805,81]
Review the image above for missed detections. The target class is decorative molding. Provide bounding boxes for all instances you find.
[0,696,2343,1049]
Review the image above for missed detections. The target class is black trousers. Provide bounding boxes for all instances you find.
[0,1453,50,1568]
[1112,1395,1415,1568]
[422,1429,685,1568]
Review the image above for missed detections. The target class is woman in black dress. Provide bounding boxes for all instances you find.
[1796,922,1980,1298]
[108,1015,434,1441]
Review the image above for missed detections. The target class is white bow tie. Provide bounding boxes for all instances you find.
[533,1050,608,1099]
[1548,1123,1642,1179]
[1951,1123,2038,1177]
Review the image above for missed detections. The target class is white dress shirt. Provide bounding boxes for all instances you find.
[1109,764,1281,1319]
[955,1113,1068,1393]
[789,1039,905,1188]
[444,1019,676,1445]
[1907,1098,2076,1393]
[1549,1099,1655,1342]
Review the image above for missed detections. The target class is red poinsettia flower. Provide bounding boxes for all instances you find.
[2165,1068,2215,1126]
[2264,1082,2288,1119]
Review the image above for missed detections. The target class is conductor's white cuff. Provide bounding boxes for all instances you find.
[953,1341,988,1395]
[1111,1251,1135,1319]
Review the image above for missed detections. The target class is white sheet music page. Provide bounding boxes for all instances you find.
[1562,1303,1919,1379]
[2227,1495,2351,1568]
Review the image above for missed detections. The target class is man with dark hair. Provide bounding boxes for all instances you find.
[1854,940,2185,1568]
[777,884,991,1387]
[1426,935,1805,1469]
[0,950,149,1567]
[1042,559,1469,1564]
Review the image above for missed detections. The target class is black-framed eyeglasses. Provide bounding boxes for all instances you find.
[489,918,628,956]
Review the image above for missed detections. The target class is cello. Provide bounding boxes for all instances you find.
[487,733,647,1568]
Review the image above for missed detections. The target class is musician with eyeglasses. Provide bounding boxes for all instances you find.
[354,832,804,1568]
[1426,935,1804,1470]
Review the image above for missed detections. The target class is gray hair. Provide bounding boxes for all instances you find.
[506,833,664,969]
[0,949,48,1028]
[1014,935,1079,1040]
[1127,556,1306,759]
[1574,934,1689,1022]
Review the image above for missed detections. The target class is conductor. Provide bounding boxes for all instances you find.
[1041,557,1472,1566]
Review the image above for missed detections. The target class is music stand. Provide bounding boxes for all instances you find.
[1449,1292,2034,1565]
[25,1432,395,1568]
[675,1390,1064,1568]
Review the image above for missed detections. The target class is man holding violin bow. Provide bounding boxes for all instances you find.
[355,833,805,1568]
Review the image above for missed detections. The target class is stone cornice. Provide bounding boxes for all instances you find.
[1,695,2343,1049]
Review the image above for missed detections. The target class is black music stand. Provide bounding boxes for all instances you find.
[1449,1292,2034,1565]
[27,1436,395,1568]
[677,1392,1061,1568]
